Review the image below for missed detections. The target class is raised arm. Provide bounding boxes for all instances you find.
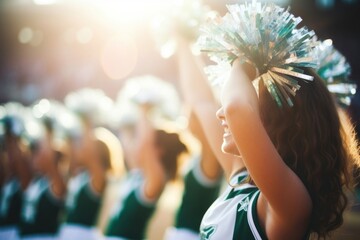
[40,135,66,199]
[134,105,166,201]
[176,39,243,179]
[220,60,312,238]
[82,129,106,194]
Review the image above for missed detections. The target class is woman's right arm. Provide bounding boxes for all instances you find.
[176,40,244,179]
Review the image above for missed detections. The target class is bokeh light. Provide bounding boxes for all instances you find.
[100,36,138,81]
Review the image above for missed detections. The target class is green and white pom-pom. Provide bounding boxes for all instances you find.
[0,102,27,137]
[197,0,320,107]
[64,88,114,127]
[32,98,83,140]
[151,0,214,58]
[115,75,182,126]
[315,39,356,107]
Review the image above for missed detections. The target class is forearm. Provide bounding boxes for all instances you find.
[47,168,66,199]
[177,42,236,176]
[177,40,217,106]
[221,60,259,114]
[142,158,166,201]
[87,159,106,194]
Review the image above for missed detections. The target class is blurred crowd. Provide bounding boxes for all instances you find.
[0,81,205,240]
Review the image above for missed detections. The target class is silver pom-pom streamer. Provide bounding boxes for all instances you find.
[151,0,215,58]
[314,39,356,107]
[197,0,320,107]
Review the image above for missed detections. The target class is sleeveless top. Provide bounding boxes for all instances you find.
[105,170,157,240]
[200,171,267,240]
[64,171,102,226]
[19,177,63,237]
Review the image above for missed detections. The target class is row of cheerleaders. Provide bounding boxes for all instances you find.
[1,0,359,239]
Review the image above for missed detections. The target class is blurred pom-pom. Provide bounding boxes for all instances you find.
[64,88,115,128]
[151,0,215,58]
[314,39,356,107]
[115,75,182,128]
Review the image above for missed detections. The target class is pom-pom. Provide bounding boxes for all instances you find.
[32,98,83,140]
[0,102,27,137]
[64,88,114,127]
[151,0,214,58]
[315,39,356,107]
[197,0,320,107]
[115,75,182,127]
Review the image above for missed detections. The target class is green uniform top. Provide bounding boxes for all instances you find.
[65,171,102,227]
[200,171,267,240]
[0,178,22,227]
[175,155,222,233]
[105,170,157,240]
[19,177,64,236]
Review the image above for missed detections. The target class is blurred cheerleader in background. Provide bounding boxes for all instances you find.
[0,103,32,240]
[59,88,124,240]
[18,100,66,240]
[104,75,188,240]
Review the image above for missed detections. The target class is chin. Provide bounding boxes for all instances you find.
[221,142,239,156]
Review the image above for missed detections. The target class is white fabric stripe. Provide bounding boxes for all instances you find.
[229,171,248,185]
[247,190,262,240]
[59,224,102,240]
[21,235,58,240]
[163,227,199,240]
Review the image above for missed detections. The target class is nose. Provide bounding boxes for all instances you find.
[216,107,224,120]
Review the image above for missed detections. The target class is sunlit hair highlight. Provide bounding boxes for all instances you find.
[258,68,360,239]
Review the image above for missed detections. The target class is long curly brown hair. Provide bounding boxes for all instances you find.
[258,68,360,239]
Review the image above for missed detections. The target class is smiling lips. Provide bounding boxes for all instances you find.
[221,120,231,138]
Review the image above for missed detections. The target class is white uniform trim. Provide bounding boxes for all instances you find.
[59,224,102,240]
[0,226,19,240]
[247,190,262,240]
[21,235,58,240]
[164,226,199,240]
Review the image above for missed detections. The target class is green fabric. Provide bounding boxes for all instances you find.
[175,167,221,233]
[106,189,155,239]
[199,171,266,240]
[65,172,102,227]
[65,183,102,226]
[0,179,22,226]
[19,178,64,236]
[232,191,267,240]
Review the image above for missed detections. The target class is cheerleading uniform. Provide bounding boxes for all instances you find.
[164,155,222,240]
[19,177,64,240]
[199,170,267,240]
[105,169,157,240]
[59,171,103,240]
[0,178,22,240]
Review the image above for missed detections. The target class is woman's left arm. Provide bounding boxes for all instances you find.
[221,60,312,234]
